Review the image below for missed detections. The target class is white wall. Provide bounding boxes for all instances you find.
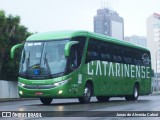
[0,80,19,99]
[111,21,123,40]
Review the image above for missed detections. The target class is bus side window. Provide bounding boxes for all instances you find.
[141,51,151,66]
[85,38,100,63]
[133,50,142,65]
[112,45,123,63]
[100,42,112,62]
[123,48,132,64]
[72,36,86,67]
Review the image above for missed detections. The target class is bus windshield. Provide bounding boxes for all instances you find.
[19,40,69,79]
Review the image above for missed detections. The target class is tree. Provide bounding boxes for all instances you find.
[0,10,31,80]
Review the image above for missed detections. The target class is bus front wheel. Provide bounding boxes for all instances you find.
[78,83,92,104]
[40,98,53,105]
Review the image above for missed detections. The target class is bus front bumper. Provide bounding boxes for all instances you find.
[18,81,70,98]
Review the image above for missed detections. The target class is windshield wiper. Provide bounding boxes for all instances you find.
[26,52,30,69]
[44,53,51,76]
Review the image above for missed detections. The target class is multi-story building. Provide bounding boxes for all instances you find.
[94,8,124,40]
[124,35,147,48]
[147,13,160,72]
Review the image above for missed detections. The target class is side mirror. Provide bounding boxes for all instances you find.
[64,41,79,56]
[10,43,23,59]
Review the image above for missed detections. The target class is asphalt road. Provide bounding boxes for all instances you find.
[0,95,160,120]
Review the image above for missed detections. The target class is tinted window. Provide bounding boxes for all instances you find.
[71,36,86,67]
[123,48,133,64]
[141,51,151,66]
[132,50,142,65]
[85,38,100,63]
[100,42,112,62]
[112,45,123,63]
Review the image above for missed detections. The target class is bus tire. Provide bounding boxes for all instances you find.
[131,84,139,100]
[96,96,110,102]
[40,98,53,105]
[78,83,92,104]
[125,84,139,101]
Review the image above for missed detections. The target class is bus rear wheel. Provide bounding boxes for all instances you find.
[40,98,53,105]
[78,83,92,104]
[125,84,139,101]
[96,96,110,102]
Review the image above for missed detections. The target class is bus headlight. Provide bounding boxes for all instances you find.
[18,82,26,87]
[19,91,23,95]
[53,80,68,87]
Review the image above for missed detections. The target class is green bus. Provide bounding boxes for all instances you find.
[11,30,151,105]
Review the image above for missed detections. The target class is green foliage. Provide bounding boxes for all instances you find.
[0,10,32,81]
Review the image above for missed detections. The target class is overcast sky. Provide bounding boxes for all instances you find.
[0,0,160,37]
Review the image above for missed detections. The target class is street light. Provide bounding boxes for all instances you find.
[156,50,160,91]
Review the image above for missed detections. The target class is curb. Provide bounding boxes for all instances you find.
[0,98,38,102]
[151,91,160,95]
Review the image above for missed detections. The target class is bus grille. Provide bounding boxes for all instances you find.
[23,85,55,89]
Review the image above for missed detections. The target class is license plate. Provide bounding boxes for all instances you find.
[35,92,43,95]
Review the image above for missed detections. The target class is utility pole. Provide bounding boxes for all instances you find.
[156,50,160,91]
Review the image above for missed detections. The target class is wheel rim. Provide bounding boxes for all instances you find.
[134,87,138,98]
[84,87,91,99]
